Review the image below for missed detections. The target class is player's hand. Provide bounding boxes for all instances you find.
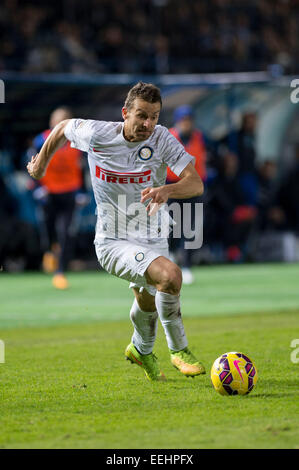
[27,154,45,179]
[140,186,170,216]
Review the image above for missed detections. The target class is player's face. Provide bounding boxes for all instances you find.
[122,98,161,142]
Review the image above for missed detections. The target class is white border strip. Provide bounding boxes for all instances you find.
[0,79,4,103]
[0,340,5,363]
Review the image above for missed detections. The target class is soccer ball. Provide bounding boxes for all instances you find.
[211,352,258,396]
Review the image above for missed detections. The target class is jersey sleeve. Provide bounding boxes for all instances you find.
[64,119,97,152]
[159,127,195,176]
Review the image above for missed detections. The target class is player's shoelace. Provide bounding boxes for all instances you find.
[171,347,199,364]
[142,353,161,377]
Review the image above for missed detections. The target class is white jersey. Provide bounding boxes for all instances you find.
[64,119,194,243]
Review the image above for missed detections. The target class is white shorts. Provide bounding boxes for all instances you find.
[94,238,169,296]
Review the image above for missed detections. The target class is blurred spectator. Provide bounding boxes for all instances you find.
[256,160,286,232]
[28,107,86,289]
[154,35,169,74]
[167,105,206,284]
[0,173,41,271]
[221,111,259,206]
[236,113,257,175]
[275,145,299,235]
[253,155,299,262]
[205,151,257,262]
[234,112,259,207]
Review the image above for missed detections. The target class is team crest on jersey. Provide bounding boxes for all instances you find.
[135,252,145,262]
[138,146,153,161]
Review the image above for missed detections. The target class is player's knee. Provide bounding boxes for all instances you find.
[158,265,182,295]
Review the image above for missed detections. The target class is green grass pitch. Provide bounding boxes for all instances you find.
[0,263,299,449]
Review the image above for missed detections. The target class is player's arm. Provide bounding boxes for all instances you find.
[27,119,70,179]
[140,162,204,213]
[165,162,204,199]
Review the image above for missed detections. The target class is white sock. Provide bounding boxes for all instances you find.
[130,299,158,355]
[155,291,188,352]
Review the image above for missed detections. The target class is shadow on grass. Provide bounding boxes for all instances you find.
[248,391,298,398]
[249,377,299,398]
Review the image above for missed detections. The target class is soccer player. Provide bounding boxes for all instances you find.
[27,82,206,381]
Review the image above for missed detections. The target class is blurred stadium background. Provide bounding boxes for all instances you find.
[0,0,299,273]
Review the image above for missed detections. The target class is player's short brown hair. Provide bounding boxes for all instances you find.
[124,82,162,110]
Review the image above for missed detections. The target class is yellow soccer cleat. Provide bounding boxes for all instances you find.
[125,343,166,382]
[52,273,69,290]
[170,347,206,378]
